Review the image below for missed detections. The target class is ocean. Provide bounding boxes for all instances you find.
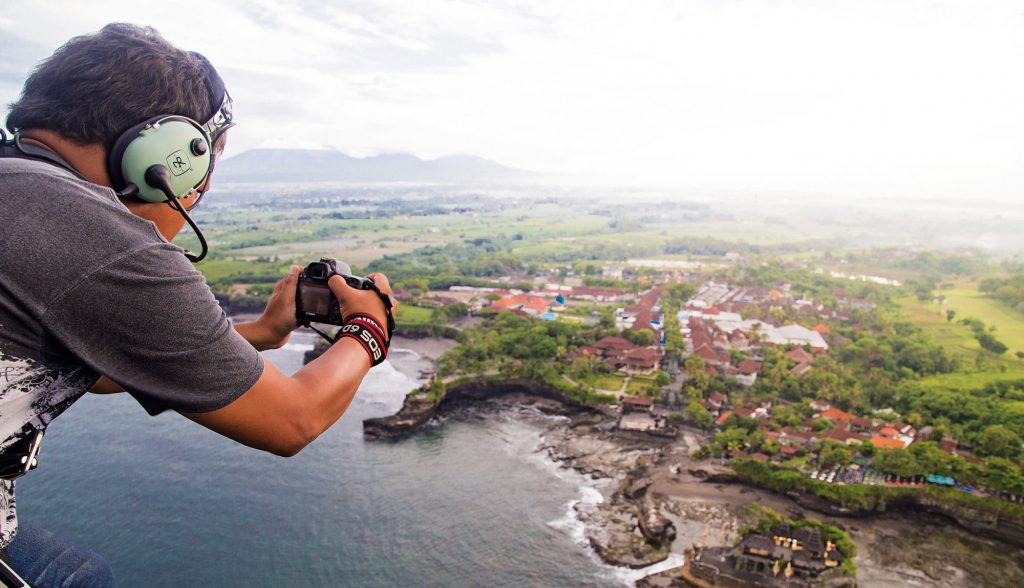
[16,330,677,587]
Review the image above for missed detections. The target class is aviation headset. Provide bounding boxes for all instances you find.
[0,52,233,263]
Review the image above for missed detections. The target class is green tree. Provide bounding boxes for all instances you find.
[626,328,654,346]
[874,448,919,478]
[686,401,714,430]
[818,442,852,469]
[683,357,710,392]
[812,418,834,433]
[976,425,1022,458]
[723,413,759,434]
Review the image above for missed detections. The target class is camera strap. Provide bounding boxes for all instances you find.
[364,280,396,341]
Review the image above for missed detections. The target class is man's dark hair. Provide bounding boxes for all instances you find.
[6,23,215,149]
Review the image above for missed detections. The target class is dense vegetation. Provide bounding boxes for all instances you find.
[435,312,619,405]
[367,239,530,293]
[732,458,1024,523]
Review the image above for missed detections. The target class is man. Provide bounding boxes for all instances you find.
[0,24,394,586]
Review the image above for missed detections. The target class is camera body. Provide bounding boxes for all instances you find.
[295,257,374,325]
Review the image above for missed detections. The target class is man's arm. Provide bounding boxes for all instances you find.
[182,273,395,457]
[182,336,371,456]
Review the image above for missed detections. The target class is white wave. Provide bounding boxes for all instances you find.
[603,553,686,586]
[356,359,422,414]
[387,347,422,361]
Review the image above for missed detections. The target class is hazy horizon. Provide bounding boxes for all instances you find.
[2,1,1023,199]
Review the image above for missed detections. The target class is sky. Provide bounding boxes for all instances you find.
[1,0,1022,198]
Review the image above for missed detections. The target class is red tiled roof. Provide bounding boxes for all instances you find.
[870,436,904,450]
[779,428,815,441]
[595,336,636,350]
[695,346,719,363]
[622,396,653,406]
[737,359,762,375]
[827,429,867,443]
[821,408,853,421]
[786,347,814,363]
[631,310,655,331]
[878,426,901,438]
[624,347,662,368]
[493,294,548,314]
[851,417,873,429]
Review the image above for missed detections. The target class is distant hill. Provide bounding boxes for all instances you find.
[214,149,535,183]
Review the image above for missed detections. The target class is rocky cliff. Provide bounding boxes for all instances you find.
[363,377,596,440]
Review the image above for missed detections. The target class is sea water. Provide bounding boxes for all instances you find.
[15,331,667,587]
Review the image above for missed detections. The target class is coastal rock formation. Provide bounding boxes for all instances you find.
[571,453,678,569]
[576,499,671,569]
[363,378,597,440]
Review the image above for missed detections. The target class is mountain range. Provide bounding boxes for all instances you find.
[214,149,535,183]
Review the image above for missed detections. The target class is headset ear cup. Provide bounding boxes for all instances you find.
[109,116,212,203]
[107,117,161,193]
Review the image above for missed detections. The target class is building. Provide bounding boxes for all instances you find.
[491,294,549,316]
[870,436,904,450]
[622,347,663,374]
[621,396,653,413]
[687,524,843,586]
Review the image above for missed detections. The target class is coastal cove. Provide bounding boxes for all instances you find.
[360,343,1024,588]
[15,329,674,587]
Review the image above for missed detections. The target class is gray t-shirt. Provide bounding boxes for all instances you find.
[0,156,264,547]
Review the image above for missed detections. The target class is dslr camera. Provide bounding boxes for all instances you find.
[295,257,376,326]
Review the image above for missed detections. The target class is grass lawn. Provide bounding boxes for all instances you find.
[397,305,434,324]
[585,373,626,392]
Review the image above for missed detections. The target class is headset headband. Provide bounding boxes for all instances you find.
[191,52,227,124]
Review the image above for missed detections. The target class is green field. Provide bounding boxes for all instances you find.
[396,305,434,324]
[896,289,1024,392]
[940,284,1024,355]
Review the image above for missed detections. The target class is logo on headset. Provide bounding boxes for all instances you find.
[166,150,192,176]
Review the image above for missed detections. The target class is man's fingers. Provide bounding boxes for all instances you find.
[364,273,397,313]
[365,273,392,293]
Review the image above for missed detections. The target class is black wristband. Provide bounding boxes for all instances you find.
[345,313,389,350]
[337,322,387,366]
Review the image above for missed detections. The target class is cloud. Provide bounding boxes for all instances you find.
[1,0,1022,198]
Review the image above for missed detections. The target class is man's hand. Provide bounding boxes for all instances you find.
[237,266,301,351]
[328,272,397,338]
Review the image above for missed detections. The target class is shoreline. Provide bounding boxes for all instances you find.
[367,372,1024,587]
[360,336,1024,586]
